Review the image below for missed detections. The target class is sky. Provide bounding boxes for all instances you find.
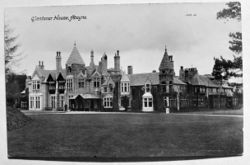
[5,3,241,77]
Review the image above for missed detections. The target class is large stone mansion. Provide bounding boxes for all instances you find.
[26,43,235,112]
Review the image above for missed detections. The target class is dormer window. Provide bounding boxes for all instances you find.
[104,87,108,93]
[145,83,151,93]
[93,78,100,88]
[67,66,72,73]
[109,84,113,92]
[78,78,85,88]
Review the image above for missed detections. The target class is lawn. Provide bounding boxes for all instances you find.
[7,111,243,161]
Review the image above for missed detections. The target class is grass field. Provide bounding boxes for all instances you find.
[7,110,243,161]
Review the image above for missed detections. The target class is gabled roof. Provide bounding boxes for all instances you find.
[128,72,159,86]
[32,65,66,82]
[91,70,101,78]
[121,71,130,82]
[173,76,186,85]
[66,44,85,65]
[190,74,219,87]
[77,71,87,78]
[102,76,115,86]
[128,72,186,86]
[32,66,55,81]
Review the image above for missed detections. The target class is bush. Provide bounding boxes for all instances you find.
[7,106,32,131]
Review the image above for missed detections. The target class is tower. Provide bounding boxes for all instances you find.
[159,46,175,85]
[159,46,175,112]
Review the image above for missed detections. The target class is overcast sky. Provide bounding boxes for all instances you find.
[5,3,241,76]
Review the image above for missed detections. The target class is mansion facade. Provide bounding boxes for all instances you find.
[26,43,236,112]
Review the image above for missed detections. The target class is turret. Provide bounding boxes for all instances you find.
[159,46,175,85]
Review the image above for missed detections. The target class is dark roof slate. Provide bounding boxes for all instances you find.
[66,45,85,65]
[128,72,159,86]
[190,74,219,87]
[128,72,186,86]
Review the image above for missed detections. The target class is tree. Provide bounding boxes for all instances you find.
[217,2,241,21]
[4,24,20,75]
[212,2,242,80]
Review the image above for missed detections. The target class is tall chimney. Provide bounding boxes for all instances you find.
[38,61,44,69]
[90,50,95,68]
[41,61,44,69]
[114,50,120,72]
[128,65,133,75]
[101,53,108,73]
[56,51,62,72]
[169,55,173,62]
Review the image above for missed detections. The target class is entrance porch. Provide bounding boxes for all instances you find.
[69,94,102,111]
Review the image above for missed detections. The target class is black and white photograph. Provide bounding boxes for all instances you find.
[2,0,246,163]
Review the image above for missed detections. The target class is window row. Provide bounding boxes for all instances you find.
[103,97,113,108]
[32,81,40,91]
[66,79,73,91]
[67,78,102,90]
[30,96,41,109]
[50,95,64,108]
[103,84,114,93]
[143,98,153,107]
[121,82,130,93]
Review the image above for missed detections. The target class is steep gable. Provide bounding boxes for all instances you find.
[91,70,101,78]
[121,71,130,82]
[102,76,115,86]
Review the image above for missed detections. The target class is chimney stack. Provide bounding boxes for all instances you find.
[169,55,173,62]
[127,66,133,75]
[90,50,95,68]
[41,61,44,69]
[114,50,120,72]
[101,53,108,73]
[38,61,44,69]
[56,51,62,72]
